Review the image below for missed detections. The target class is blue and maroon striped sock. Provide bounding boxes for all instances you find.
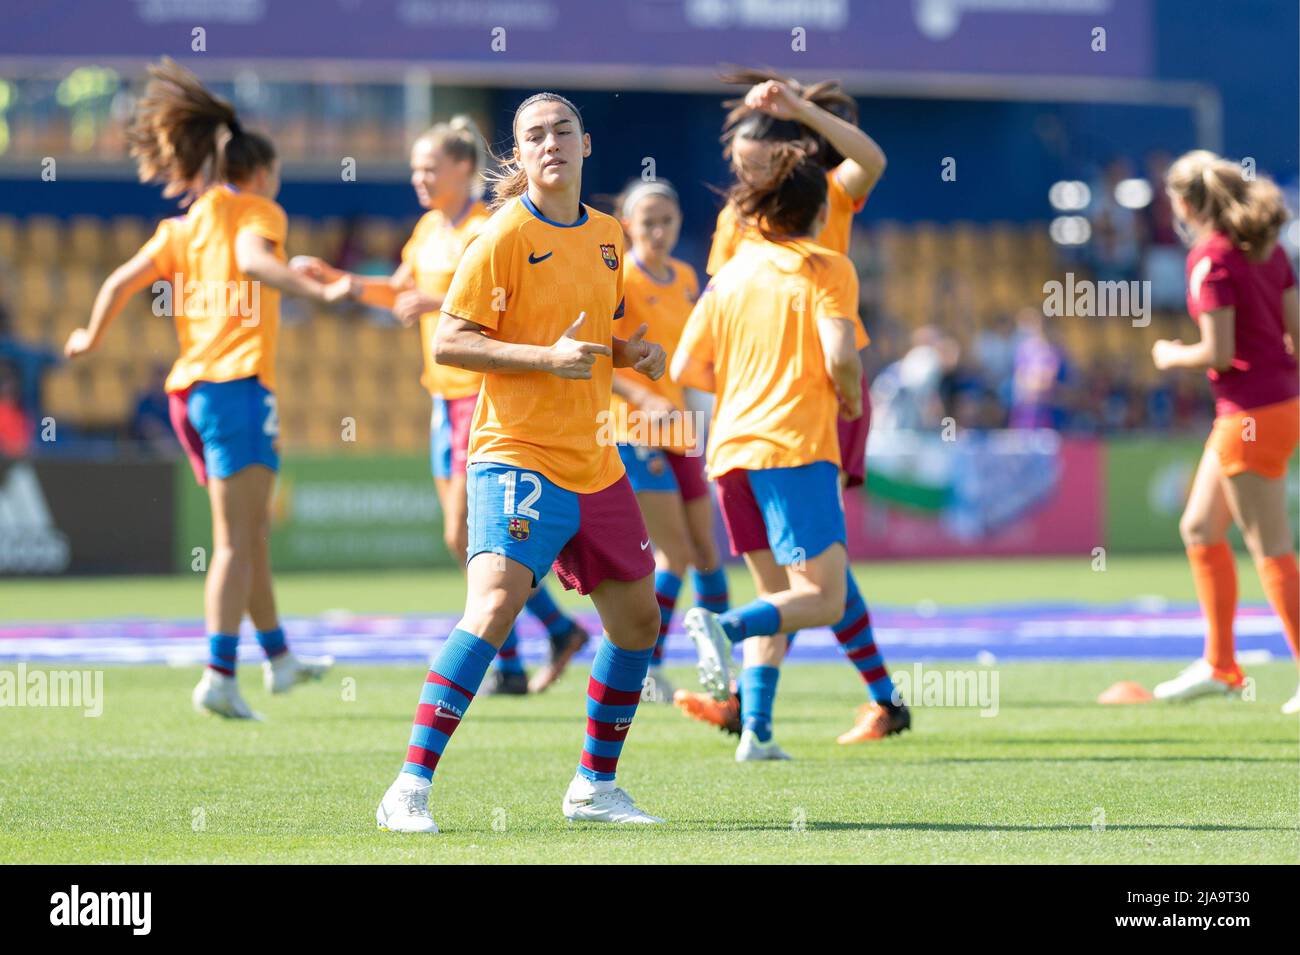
[401,628,495,781]
[207,634,239,675]
[578,638,652,782]
[525,585,573,639]
[652,569,682,665]
[834,571,895,704]
[691,566,729,615]
[495,626,525,674]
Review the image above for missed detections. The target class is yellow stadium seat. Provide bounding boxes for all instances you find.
[67,217,107,266]
[42,367,87,424]
[23,216,61,263]
[109,217,149,263]
[0,215,19,262]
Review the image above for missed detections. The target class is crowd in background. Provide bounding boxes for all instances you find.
[3,146,1294,457]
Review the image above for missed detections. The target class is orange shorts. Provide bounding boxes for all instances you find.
[1207,396,1299,479]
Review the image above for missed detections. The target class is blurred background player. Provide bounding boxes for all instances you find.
[607,178,728,703]
[671,148,883,760]
[1150,150,1300,714]
[677,70,906,744]
[63,59,345,718]
[375,93,669,832]
[292,118,590,695]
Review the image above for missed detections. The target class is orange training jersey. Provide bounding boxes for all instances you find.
[439,194,626,493]
[706,166,868,350]
[609,253,699,453]
[142,184,286,394]
[676,238,861,478]
[402,198,493,399]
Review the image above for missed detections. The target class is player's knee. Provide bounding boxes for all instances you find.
[464,586,525,637]
[627,592,663,646]
[1179,512,1215,546]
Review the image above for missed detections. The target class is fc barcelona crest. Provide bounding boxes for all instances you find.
[599,243,619,270]
[508,517,531,542]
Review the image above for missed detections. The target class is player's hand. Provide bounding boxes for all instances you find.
[63,327,96,359]
[835,377,863,421]
[289,255,329,280]
[320,275,359,305]
[621,323,667,380]
[548,312,612,379]
[393,289,439,327]
[1151,338,1182,371]
[744,80,805,121]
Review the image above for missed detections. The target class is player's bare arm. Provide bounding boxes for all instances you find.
[236,232,358,304]
[289,256,411,310]
[669,343,715,393]
[747,80,886,200]
[1152,307,1235,372]
[816,315,863,419]
[436,310,612,379]
[64,249,164,358]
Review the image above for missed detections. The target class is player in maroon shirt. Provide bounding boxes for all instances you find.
[1150,150,1299,713]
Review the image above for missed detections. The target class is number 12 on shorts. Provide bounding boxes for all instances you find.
[499,470,542,519]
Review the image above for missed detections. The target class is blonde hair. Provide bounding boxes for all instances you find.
[1166,149,1290,258]
[414,114,487,198]
[484,92,584,211]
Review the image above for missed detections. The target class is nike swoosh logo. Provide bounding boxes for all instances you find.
[614,722,631,733]
[640,540,650,550]
[528,251,553,264]
[433,707,461,722]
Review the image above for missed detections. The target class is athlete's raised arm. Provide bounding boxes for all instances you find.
[746,80,885,200]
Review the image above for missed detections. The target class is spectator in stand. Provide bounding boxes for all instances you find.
[0,361,33,457]
[1009,307,1063,429]
[1089,157,1143,283]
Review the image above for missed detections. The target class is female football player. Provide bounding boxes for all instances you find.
[292,118,589,695]
[375,93,668,832]
[607,178,728,703]
[64,58,346,718]
[671,146,884,760]
[676,70,906,744]
[1150,150,1299,714]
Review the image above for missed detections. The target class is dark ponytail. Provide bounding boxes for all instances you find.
[727,142,827,242]
[127,57,275,205]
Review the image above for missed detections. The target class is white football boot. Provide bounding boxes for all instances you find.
[1153,658,1240,702]
[735,729,793,762]
[263,652,335,694]
[683,607,731,702]
[376,773,438,833]
[1282,682,1300,716]
[192,669,261,720]
[643,665,676,704]
[562,775,663,824]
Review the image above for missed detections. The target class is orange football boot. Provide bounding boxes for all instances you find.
[836,701,911,744]
[673,689,742,736]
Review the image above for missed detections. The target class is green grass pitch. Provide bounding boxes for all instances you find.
[0,557,1296,864]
